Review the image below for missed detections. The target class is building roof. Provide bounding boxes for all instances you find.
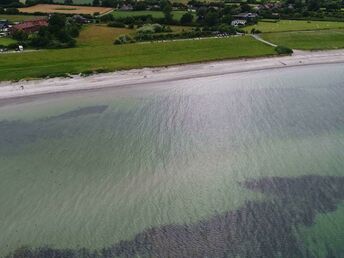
[12,19,48,31]
[234,13,258,18]
[0,19,8,25]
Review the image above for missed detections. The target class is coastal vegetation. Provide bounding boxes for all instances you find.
[0,35,276,81]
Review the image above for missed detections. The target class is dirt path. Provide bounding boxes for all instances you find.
[251,34,277,47]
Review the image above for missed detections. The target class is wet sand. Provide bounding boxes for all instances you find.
[1,49,344,102]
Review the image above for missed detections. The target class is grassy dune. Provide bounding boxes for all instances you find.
[262,30,344,50]
[246,20,344,33]
[0,30,275,81]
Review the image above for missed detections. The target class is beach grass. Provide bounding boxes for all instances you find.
[0,35,276,81]
[262,29,344,50]
[245,20,344,33]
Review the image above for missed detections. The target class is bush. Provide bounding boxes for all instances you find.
[4,8,19,14]
[7,43,19,50]
[137,23,171,34]
[100,13,114,22]
[114,35,135,44]
[250,28,262,34]
[108,21,125,28]
[12,30,28,41]
[180,12,193,25]
[275,45,293,55]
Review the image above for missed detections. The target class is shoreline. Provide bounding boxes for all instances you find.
[1,49,344,103]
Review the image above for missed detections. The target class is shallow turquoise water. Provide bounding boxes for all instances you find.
[1,64,344,257]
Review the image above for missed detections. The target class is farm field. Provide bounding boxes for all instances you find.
[77,24,192,46]
[262,30,344,50]
[0,37,17,46]
[112,10,193,20]
[0,14,45,22]
[18,4,113,15]
[77,24,134,47]
[245,20,344,33]
[0,35,276,81]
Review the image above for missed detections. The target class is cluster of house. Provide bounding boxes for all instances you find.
[0,18,49,38]
[0,14,89,39]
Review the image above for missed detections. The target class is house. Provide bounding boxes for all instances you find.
[233,13,258,23]
[72,15,89,24]
[119,4,133,11]
[0,20,9,37]
[231,19,247,27]
[10,19,48,34]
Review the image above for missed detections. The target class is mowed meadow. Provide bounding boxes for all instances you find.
[0,25,276,81]
[247,19,344,50]
[246,19,344,33]
[262,30,344,50]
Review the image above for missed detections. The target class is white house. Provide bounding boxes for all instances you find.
[231,20,247,27]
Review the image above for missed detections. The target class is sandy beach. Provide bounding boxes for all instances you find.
[1,49,344,102]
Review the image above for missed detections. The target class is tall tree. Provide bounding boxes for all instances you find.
[92,0,100,6]
[161,0,173,22]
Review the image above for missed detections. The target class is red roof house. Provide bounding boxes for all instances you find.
[11,19,48,34]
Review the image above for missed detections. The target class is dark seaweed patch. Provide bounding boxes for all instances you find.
[0,105,108,154]
[5,175,344,258]
[45,106,108,121]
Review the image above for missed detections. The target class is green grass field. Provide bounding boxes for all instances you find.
[262,30,344,50]
[111,10,192,21]
[0,37,17,46]
[0,33,275,81]
[0,14,45,22]
[245,20,344,33]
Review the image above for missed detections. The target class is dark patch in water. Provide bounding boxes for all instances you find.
[6,175,344,258]
[45,106,108,121]
[0,105,108,154]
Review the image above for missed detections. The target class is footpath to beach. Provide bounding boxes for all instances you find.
[1,49,344,101]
